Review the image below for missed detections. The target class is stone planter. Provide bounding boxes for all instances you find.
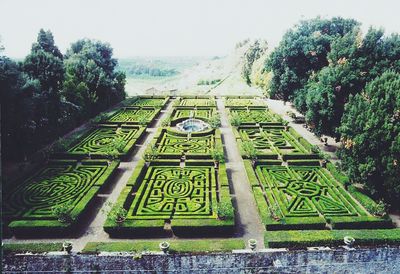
[159,241,170,254]
[344,236,355,247]
[63,241,73,253]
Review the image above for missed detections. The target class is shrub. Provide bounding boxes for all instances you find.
[143,145,159,162]
[209,114,221,129]
[52,202,74,223]
[229,113,242,127]
[216,201,234,220]
[241,141,258,161]
[210,146,225,163]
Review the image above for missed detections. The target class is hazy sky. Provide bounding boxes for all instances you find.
[1,0,399,58]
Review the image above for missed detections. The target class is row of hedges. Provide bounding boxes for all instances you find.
[265,229,400,248]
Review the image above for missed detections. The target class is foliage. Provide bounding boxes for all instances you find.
[229,113,242,127]
[337,71,400,205]
[1,29,126,161]
[303,28,400,136]
[210,146,225,163]
[241,141,258,161]
[52,201,74,223]
[3,243,64,254]
[143,145,159,162]
[242,40,268,85]
[266,17,359,101]
[216,201,234,220]
[103,202,127,223]
[208,114,221,128]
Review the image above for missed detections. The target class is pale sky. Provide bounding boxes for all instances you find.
[1,0,399,58]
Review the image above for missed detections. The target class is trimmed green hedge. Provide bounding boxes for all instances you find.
[5,160,119,237]
[265,229,400,248]
[82,239,245,254]
[3,243,64,254]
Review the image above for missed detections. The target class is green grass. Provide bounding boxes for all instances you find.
[3,243,64,254]
[265,229,400,248]
[82,239,245,254]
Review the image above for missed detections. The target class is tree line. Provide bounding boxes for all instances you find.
[243,17,400,207]
[1,29,126,161]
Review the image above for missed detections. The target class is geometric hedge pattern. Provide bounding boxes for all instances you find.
[127,166,216,219]
[131,98,166,107]
[155,130,214,155]
[68,126,141,155]
[229,108,278,124]
[107,107,158,124]
[225,98,265,107]
[179,99,216,107]
[239,126,308,154]
[255,165,366,219]
[171,107,216,121]
[3,160,111,220]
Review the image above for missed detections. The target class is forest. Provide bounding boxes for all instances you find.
[243,17,400,207]
[1,29,126,161]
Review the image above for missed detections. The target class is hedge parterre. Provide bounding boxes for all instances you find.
[178,98,216,107]
[4,159,119,236]
[104,161,234,237]
[170,107,217,124]
[224,98,266,107]
[106,107,160,125]
[68,125,145,159]
[228,107,279,125]
[236,125,317,160]
[152,128,221,158]
[131,97,168,107]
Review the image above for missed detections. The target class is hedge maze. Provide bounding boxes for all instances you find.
[104,160,234,237]
[228,97,393,247]
[235,125,318,160]
[224,98,265,107]
[106,107,160,125]
[131,97,168,107]
[151,128,221,158]
[170,107,217,124]
[68,125,145,159]
[2,96,165,237]
[3,160,119,236]
[178,98,216,107]
[104,97,234,237]
[228,107,280,125]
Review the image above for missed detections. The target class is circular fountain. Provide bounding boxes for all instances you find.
[176,118,209,133]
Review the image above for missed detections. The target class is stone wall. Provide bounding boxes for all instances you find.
[3,246,400,273]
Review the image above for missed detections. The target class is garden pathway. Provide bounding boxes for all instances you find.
[217,98,266,249]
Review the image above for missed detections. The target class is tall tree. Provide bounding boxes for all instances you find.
[304,28,400,136]
[337,71,400,205]
[266,17,359,101]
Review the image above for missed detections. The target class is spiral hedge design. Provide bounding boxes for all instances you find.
[255,165,366,219]
[4,161,114,220]
[108,108,157,124]
[68,126,141,155]
[128,166,215,219]
[156,130,214,155]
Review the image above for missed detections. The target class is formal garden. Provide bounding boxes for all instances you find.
[2,95,400,253]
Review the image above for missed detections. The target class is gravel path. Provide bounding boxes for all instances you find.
[217,98,265,249]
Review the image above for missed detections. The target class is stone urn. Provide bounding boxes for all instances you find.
[344,236,355,247]
[63,241,73,253]
[248,239,257,251]
[159,241,170,254]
